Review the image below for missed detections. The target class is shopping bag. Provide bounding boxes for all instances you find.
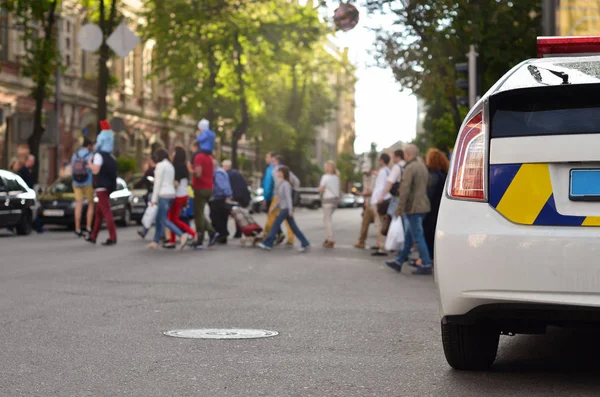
[385,216,405,252]
[141,204,158,229]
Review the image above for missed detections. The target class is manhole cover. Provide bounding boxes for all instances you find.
[163,328,279,340]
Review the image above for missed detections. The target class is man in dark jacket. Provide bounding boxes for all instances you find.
[222,159,250,238]
[86,122,118,246]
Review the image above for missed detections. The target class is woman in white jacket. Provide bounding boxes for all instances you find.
[147,148,190,249]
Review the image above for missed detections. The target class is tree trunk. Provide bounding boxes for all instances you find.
[96,0,118,131]
[206,44,219,127]
[28,0,58,184]
[231,31,249,170]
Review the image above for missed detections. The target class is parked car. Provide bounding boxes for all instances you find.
[297,187,321,209]
[0,169,36,235]
[355,195,365,207]
[436,37,600,371]
[338,193,358,208]
[127,173,153,223]
[39,176,133,228]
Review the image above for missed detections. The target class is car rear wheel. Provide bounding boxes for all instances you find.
[15,210,33,236]
[119,207,131,227]
[441,321,499,370]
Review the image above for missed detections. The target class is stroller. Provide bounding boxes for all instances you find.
[230,204,263,247]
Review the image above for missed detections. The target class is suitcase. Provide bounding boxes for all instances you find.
[230,206,263,246]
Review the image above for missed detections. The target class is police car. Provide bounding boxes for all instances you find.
[436,36,600,370]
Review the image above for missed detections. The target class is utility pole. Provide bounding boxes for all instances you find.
[542,0,556,36]
[468,45,478,108]
[55,5,62,179]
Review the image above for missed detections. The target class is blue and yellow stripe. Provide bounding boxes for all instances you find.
[490,163,600,226]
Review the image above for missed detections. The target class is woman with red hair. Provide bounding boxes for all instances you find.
[423,148,449,261]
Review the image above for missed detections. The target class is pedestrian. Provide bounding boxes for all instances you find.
[385,144,433,275]
[370,153,392,256]
[190,140,218,248]
[164,146,196,249]
[258,166,310,252]
[264,155,297,246]
[197,118,216,155]
[353,165,377,249]
[222,159,251,238]
[319,160,340,248]
[262,152,276,211]
[209,159,233,244]
[136,158,156,239]
[147,148,191,250]
[423,148,449,261]
[85,120,118,246]
[378,149,405,217]
[71,138,95,237]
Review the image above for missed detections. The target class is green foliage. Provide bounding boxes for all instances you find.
[116,156,137,175]
[336,152,358,192]
[142,0,351,174]
[366,0,541,148]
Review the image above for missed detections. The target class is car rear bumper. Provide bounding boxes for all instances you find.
[436,198,600,318]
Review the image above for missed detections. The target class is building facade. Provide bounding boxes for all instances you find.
[0,0,256,186]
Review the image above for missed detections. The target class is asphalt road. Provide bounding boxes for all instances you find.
[1,208,600,396]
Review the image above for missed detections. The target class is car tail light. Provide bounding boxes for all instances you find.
[537,36,600,58]
[449,112,485,201]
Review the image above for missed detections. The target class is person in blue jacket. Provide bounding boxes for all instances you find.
[197,119,216,155]
[262,152,276,210]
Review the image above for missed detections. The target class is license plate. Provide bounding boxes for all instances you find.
[43,209,64,217]
[569,169,600,201]
[133,207,145,214]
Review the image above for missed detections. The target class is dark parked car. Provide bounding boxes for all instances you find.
[0,169,36,235]
[127,173,153,223]
[39,176,133,228]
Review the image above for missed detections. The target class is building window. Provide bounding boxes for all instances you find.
[0,7,7,61]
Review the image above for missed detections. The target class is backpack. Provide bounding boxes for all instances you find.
[72,152,90,183]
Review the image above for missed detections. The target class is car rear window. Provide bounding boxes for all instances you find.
[489,82,600,138]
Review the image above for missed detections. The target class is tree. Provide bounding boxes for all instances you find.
[80,0,119,131]
[366,0,541,148]
[6,0,60,181]
[336,152,357,193]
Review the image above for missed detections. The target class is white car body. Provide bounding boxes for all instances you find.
[436,52,600,370]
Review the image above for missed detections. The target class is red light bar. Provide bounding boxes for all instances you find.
[538,36,600,57]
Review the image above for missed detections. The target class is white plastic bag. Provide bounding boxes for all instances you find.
[141,204,157,230]
[385,216,405,252]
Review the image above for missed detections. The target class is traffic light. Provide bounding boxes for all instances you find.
[455,45,478,108]
[455,62,469,107]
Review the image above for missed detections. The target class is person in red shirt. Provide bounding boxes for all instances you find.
[190,140,218,248]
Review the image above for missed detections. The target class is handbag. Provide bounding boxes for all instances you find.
[377,198,391,215]
[385,216,405,251]
[141,203,158,229]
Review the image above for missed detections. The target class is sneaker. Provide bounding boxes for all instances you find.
[163,243,176,249]
[137,229,147,239]
[101,239,117,246]
[257,242,271,251]
[75,230,84,238]
[85,235,96,244]
[385,260,403,272]
[297,245,310,253]
[353,242,365,249]
[208,232,220,247]
[194,244,205,250]
[412,265,433,275]
[275,233,285,246]
[371,250,388,257]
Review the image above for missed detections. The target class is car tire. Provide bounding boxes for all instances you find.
[119,207,131,227]
[441,321,499,371]
[16,210,33,236]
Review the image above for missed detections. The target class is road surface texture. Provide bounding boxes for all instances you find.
[1,208,600,396]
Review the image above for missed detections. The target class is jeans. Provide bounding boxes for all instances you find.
[394,213,432,267]
[265,197,294,243]
[168,196,196,244]
[153,197,183,244]
[263,209,309,248]
[91,190,117,241]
